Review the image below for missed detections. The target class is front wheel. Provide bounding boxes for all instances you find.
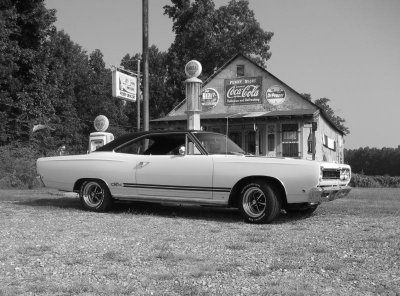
[79,180,112,212]
[239,181,281,224]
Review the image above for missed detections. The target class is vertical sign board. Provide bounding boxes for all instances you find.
[112,69,137,102]
[224,77,262,105]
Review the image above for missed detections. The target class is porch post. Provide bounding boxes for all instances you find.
[255,125,260,156]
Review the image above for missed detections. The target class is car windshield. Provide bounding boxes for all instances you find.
[193,132,245,155]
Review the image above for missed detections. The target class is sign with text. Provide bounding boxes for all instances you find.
[112,69,137,102]
[201,88,219,109]
[224,77,262,105]
[266,85,286,106]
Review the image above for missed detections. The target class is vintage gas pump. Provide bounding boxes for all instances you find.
[88,115,114,153]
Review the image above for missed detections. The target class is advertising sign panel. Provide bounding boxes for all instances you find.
[224,77,262,105]
[266,85,286,106]
[112,69,137,102]
[201,88,219,110]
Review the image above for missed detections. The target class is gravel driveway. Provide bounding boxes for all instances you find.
[0,188,399,295]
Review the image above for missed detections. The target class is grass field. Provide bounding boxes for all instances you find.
[0,188,399,295]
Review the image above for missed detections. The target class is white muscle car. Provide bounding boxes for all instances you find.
[36,130,351,223]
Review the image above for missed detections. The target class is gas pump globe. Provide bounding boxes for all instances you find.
[88,115,114,152]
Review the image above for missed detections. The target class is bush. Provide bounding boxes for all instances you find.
[350,173,400,188]
[0,145,43,189]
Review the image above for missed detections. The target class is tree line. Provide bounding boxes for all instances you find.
[1,0,348,155]
[345,147,400,176]
[1,0,276,154]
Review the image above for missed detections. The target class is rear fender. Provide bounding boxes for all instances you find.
[73,178,110,194]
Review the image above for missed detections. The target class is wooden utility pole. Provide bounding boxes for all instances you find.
[136,58,141,131]
[142,0,149,131]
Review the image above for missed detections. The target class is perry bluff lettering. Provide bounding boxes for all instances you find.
[225,77,262,105]
[120,91,135,99]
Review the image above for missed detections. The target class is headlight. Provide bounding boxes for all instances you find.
[340,169,351,181]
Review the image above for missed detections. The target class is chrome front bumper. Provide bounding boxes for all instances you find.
[308,186,351,204]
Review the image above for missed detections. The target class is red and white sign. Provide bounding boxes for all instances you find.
[201,88,219,109]
[112,69,137,102]
[224,77,262,105]
[266,85,286,106]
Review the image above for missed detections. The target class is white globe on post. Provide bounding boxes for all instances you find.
[94,115,109,132]
[89,115,113,153]
[184,60,202,131]
[185,60,202,78]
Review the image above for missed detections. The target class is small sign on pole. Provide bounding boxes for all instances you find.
[112,68,137,102]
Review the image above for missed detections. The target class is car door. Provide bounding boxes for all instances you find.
[134,133,213,200]
[135,154,213,199]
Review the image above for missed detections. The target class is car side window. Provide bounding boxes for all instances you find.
[116,138,155,155]
[115,134,188,155]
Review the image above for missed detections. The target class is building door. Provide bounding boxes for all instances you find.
[246,131,256,155]
[281,123,299,157]
[266,124,276,157]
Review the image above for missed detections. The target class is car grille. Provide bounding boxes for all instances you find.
[322,169,340,179]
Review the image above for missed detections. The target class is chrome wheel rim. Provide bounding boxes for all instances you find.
[242,187,267,218]
[82,182,104,208]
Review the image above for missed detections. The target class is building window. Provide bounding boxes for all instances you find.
[268,134,275,152]
[229,131,242,147]
[267,125,275,153]
[282,124,299,157]
[322,134,337,151]
[236,65,245,77]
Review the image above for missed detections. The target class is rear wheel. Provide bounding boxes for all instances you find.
[79,180,112,212]
[239,181,281,224]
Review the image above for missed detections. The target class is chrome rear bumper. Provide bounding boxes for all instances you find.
[308,186,351,203]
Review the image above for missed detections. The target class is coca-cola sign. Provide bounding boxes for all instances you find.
[225,77,262,105]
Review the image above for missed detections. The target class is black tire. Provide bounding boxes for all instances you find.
[239,181,281,224]
[286,204,318,215]
[79,179,112,212]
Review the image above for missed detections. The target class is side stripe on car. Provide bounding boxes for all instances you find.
[123,183,230,193]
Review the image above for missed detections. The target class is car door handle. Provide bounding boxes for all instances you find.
[138,161,150,168]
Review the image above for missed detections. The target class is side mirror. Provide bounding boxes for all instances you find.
[178,146,186,156]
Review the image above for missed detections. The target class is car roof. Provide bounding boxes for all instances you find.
[94,130,218,152]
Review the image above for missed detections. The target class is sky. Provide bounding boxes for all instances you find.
[44,0,400,149]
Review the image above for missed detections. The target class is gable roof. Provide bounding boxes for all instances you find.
[215,54,347,135]
[163,53,345,135]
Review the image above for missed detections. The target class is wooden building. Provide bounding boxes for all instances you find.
[152,54,346,163]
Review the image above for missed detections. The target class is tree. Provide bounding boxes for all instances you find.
[43,30,89,153]
[120,45,172,120]
[302,94,349,135]
[345,146,400,176]
[314,98,350,135]
[77,49,130,139]
[0,0,56,145]
[163,0,274,104]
